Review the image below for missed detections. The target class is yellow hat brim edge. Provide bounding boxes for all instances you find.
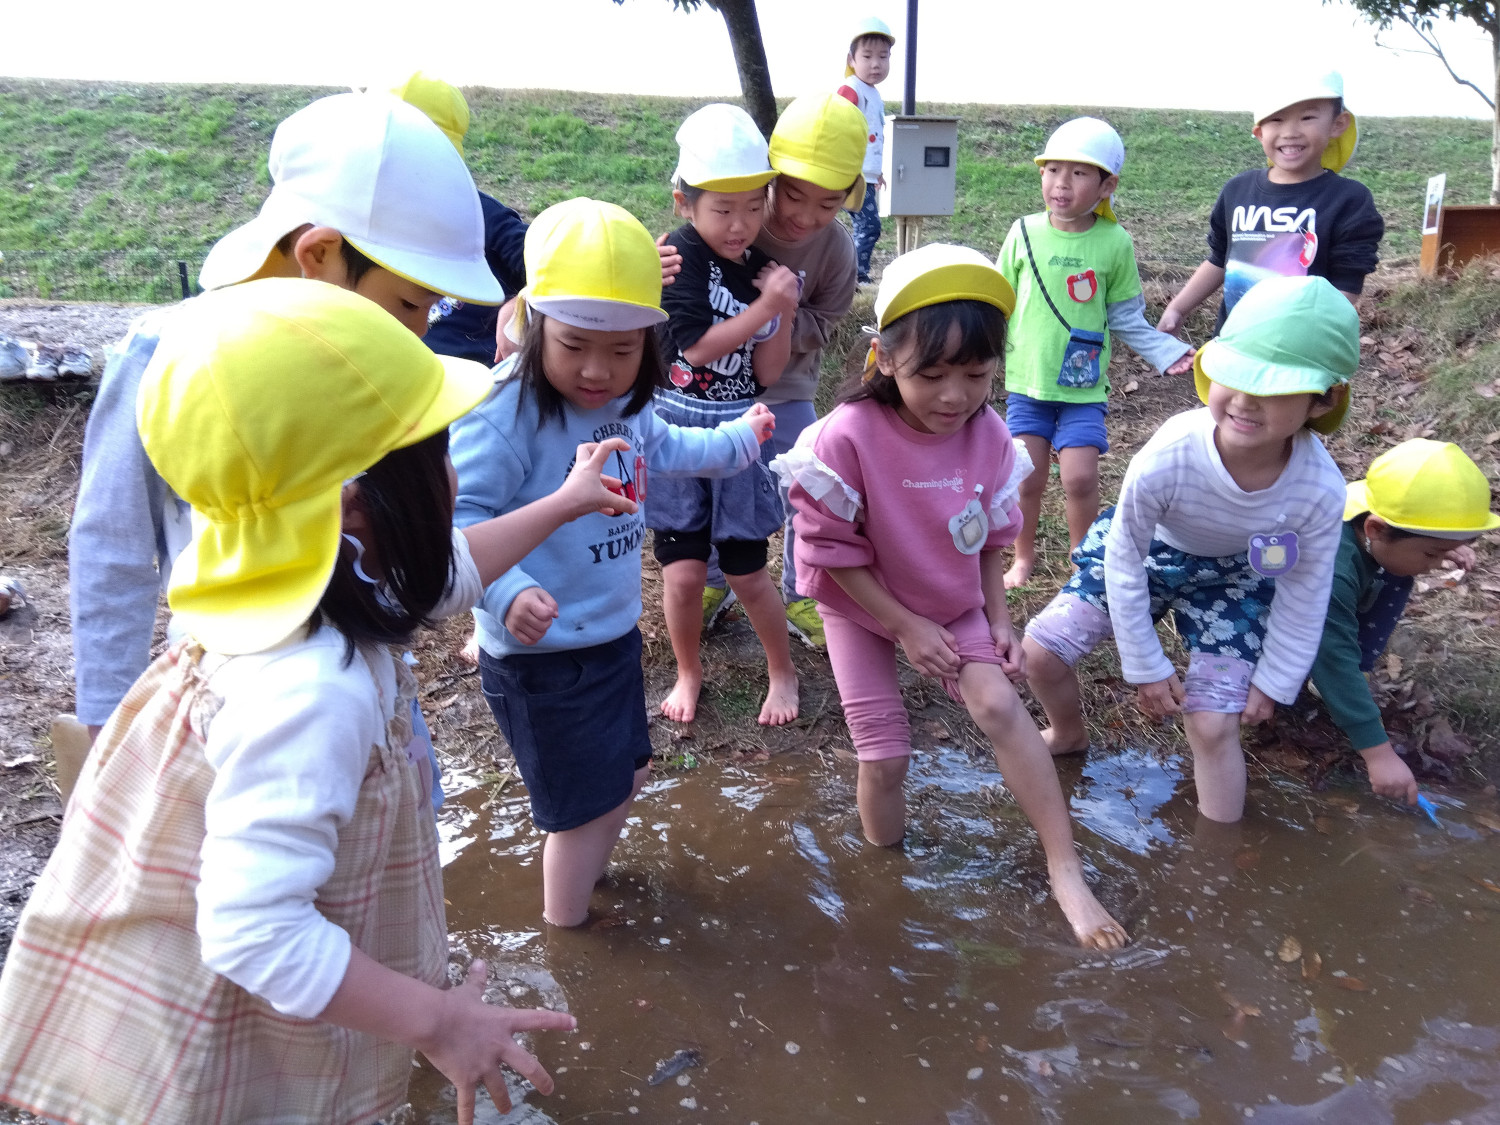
[1193,343,1350,435]
[773,156,866,211]
[1343,477,1500,534]
[684,170,777,193]
[881,267,1017,328]
[1031,155,1118,221]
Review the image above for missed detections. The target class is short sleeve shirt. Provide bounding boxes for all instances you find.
[659,224,772,402]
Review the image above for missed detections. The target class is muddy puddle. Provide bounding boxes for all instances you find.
[408,746,1500,1124]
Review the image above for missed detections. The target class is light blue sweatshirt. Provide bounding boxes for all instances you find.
[451,370,759,657]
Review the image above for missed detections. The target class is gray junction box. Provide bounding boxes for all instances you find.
[880,115,958,218]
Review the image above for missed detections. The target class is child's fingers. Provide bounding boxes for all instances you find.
[456,1080,479,1125]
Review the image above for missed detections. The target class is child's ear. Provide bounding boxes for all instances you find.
[672,190,691,220]
[1364,514,1391,541]
[1251,122,1265,141]
[1329,110,1351,139]
[1100,173,1120,197]
[1306,384,1345,424]
[293,227,349,285]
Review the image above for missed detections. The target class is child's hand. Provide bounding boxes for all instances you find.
[1239,685,1275,725]
[505,587,559,646]
[562,439,638,519]
[897,615,961,678]
[420,958,577,1125]
[1136,675,1184,720]
[1446,543,1478,571]
[754,263,802,313]
[991,618,1025,682]
[740,402,776,445]
[657,232,683,287]
[1157,306,1185,338]
[1360,741,1419,805]
[1164,349,1195,376]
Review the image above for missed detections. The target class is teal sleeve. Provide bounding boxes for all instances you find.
[1308,536,1389,750]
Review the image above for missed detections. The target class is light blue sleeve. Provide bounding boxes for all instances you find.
[639,408,759,478]
[1106,294,1193,373]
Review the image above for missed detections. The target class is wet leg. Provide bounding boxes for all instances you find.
[1021,637,1089,755]
[1184,710,1246,823]
[857,756,910,846]
[542,765,649,926]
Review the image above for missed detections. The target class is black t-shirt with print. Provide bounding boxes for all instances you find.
[1207,169,1384,332]
[659,224,772,402]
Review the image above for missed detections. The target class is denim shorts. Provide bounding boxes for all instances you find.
[1003,392,1109,452]
[478,628,652,832]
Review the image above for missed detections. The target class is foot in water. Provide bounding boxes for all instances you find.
[1051,864,1128,950]
[661,672,703,723]
[1040,725,1089,756]
[758,673,799,726]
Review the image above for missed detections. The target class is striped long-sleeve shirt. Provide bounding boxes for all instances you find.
[1103,408,1346,703]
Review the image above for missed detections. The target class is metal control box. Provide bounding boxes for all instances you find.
[880,115,958,218]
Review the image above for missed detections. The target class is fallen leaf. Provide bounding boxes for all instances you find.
[1123,379,1140,394]
[1471,812,1500,833]
[1395,381,1422,397]
[974,1035,990,1053]
[1367,420,1394,435]
[1468,876,1500,894]
[1234,850,1260,871]
[1485,430,1500,445]
[2,753,39,769]
[1278,936,1303,962]
[1401,883,1436,905]
[1426,718,1476,764]
[1384,654,1404,679]
[1313,816,1333,835]
[1302,951,1323,982]
[1334,976,1369,992]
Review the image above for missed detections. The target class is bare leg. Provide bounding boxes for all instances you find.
[458,627,480,667]
[725,566,799,726]
[1021,636,1089,755]
[1057,445,1101,552]
[857,756,910,846]
[1004,434,1053,589]
[960,662,1125,948]
[661,559,707,722]
[542,764,650,926]
[1183,710,1247,823]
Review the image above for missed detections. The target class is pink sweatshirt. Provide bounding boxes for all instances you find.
[777,399,1027,636]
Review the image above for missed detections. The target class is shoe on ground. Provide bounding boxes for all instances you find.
[785,596,825,649]
[58,346,94,379]
[0,336,28,382]
[26,345,60,382]
[702,585,737,631]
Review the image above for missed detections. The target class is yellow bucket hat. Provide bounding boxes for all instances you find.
[514,198,669,336]
[137,278,492,655]
[875,243,1016,329]
[387,69,470,156]
[1344,439,1500,538]
[1254,69,1357,173]
[769,94,869,211]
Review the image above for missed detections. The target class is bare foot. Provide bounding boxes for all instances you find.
[1040,726,1089,756]
[758,673,799,726]
[661,673,702,723]
[1003,556,1035,589]
[1050,866,1128,950]
[457,631,480,667]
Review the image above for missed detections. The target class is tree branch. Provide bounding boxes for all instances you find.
[1397,10,1498,105]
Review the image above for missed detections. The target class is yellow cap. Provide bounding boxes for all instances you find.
[137,278,492,655]
[875,243,1015,328]
[387,70,470,157]
[517,198,669,334]
[1344,439,1500,537]
[769,94,869,211]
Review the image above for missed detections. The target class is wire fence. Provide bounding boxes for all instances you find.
[0,251,202,304]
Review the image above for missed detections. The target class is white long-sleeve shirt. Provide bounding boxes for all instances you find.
[1103,409,1345,704]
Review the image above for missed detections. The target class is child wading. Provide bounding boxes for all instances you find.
[0,280,645,1124]
[775,244,1128,949]
[1024,275,1357,823]
[452,198,775,927]
[1310,440,1498,803]
[649,103,803,725]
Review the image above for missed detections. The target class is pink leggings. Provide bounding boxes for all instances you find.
[822,605,1005,761]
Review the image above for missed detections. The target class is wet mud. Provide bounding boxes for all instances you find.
[410,746,1500,1124]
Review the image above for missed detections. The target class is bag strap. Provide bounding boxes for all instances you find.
[1018,218,1073,332]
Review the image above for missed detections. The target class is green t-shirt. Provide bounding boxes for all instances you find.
[994,213,1145,404]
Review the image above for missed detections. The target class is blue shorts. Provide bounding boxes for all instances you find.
[478,628,652,832]
[1003,392,1109,453]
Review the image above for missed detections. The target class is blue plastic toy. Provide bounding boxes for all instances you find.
[1415,793,1443,829]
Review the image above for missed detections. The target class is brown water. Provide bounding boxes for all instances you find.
[408,746,1500,1124]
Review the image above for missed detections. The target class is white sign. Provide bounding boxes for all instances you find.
[1423,173,1447,236]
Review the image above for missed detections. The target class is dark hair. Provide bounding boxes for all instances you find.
[675,178,708,205]
[850,33,891,53]
[514,313,667,426]
[836,299,1007,411]
[338,238,380,286]
[1350,511,1476,546]
[308,428,456,661]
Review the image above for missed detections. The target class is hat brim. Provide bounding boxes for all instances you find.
[1345,477,1500,534]
[683,170,777,193]
[346,234,502,306]
[199,193,320,291]
[774,159,866,211]
[881,264,1017,327]
[1193,342,1350,434]
[526,293,669,332]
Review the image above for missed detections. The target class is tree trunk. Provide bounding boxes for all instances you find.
[1492,27,1499,204]
[708,0,778,138]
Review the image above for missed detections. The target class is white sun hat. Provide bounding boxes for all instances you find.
[673,103,776,193]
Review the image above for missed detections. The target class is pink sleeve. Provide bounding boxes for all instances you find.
[787,424,874,571]
[836,85,859,106]
[982,412,1021,551]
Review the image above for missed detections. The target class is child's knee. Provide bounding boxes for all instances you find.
[859,755,909,794]
[1059,464,1099,502]
[962,667,1026,730]
[1184,708,1241,748]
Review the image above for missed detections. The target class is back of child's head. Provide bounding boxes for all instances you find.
[510,197,670,424]
[674,103,776,197]
[839,243,1015,408]
[1191,274,1359,435]
[198,92,499,307]
[1346,438,1500,541]
[384,69,470,155]
[138,277,491,658]
[1253,68,1357,172]
[769,94,869,211]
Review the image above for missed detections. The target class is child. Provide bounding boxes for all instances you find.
[703,92,870,649]
[70,91,501,742]
[649,103,803,725]
[0,280,633,1123]
[451,198,776,928]
[1023,275,1357,824]
[1160,69,1384,335]
[836,16,895,284]
[775,244,1128,950]
[1310,440,1497,804]
[996,116,1195,589]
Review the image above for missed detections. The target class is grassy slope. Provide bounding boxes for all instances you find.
[0,79,1493,299]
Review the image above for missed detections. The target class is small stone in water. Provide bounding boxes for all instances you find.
[967,1067,983,1080]
[785,1041,800,1055]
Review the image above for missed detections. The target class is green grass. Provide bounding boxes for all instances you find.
[0,79,1492,300]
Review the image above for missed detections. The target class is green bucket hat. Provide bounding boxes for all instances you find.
[1193,275,1359,435]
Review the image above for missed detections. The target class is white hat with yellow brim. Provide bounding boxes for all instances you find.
[769,94,869,211]
[1344,439,1500,538]
[673,103,776,193]
[845,16,896,76]
[385,69,470,156]
[511,198,669,339]
[137,278,492,656]
[1254,69,1358,173]
[1034,116,1124,223]
[1192,274,1359,436]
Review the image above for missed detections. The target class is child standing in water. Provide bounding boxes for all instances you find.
[775,244,1127,949]
[650,103,804,726]
[452,198,775,927]
[0,280,627,1124]
[1310,439,1497,804]
[1024,275,1356,824]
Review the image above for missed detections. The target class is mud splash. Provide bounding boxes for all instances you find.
[409,746,1500,1123]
